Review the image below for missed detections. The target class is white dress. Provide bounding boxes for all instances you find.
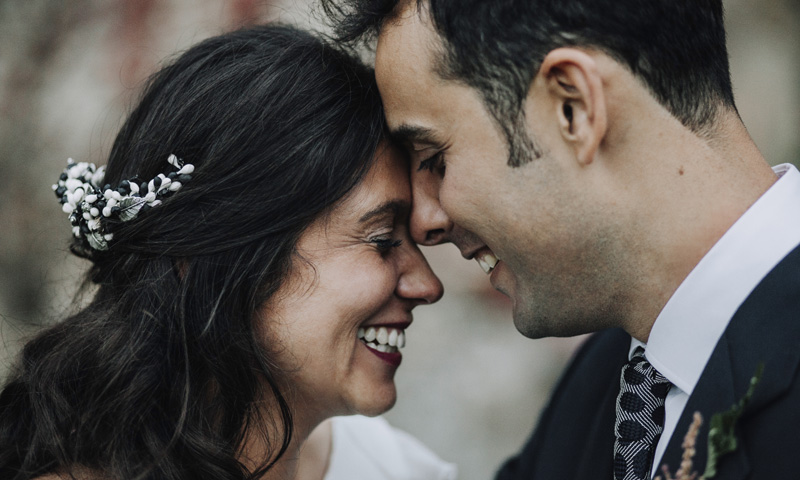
[324,416,457,480]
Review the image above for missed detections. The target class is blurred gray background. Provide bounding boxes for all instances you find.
[1,1,798,479]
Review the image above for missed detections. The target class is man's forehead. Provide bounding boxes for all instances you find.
[376,0,440,60]
[375,1,461,149]
[375,16,431,108]
[375,6,451,104]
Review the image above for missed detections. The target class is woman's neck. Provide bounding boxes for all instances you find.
[292,420,333,480]
[240,411,333,480]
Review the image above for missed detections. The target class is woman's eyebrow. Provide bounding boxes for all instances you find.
[359,200,410,224]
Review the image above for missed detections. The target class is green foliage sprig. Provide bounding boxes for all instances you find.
[656,363,764,480]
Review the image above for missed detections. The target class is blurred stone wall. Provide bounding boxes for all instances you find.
[1,1,798,480]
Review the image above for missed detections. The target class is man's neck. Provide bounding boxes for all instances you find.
[610,109,777,341]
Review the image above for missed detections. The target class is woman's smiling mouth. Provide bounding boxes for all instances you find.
[357,325,407,366]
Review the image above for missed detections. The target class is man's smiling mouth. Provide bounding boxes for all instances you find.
[476,250,499,274]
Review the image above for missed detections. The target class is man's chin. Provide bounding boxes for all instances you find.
[511,303,544,338]
[511,306,595,339]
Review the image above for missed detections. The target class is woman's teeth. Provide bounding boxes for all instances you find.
[357,326,406,353]
[476,251,499,274]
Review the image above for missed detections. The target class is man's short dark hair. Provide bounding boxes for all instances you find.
[322,0,736,166]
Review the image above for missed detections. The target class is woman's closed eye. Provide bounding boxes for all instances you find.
[370,236,403,253]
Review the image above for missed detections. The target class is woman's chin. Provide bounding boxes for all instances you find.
[346,383,398,418]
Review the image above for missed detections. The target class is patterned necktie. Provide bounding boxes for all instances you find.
[613,347,672,480]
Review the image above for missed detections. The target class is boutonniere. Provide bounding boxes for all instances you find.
[656,363,764,480]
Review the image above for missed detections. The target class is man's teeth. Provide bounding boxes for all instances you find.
[357,326,406,353]
[476,252,499,274]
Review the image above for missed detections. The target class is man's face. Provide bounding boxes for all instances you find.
[376,4,624,338]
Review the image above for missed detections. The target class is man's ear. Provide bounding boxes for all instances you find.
[535,48,607,166]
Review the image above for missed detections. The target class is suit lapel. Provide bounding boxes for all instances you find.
[660,335,750,480]
[659,244,800,479]
[574,370,620,478]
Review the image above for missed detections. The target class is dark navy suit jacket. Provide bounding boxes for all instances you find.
[495,244,800,480]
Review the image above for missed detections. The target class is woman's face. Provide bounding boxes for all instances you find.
[261,143,443,421]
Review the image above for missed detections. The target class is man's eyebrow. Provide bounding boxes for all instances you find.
[391,124,441,147]
[359,200,410,223]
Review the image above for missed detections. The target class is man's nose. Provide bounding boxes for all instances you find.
[410,180,453,246]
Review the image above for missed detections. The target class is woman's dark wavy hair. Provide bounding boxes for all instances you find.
[0,24,385,480]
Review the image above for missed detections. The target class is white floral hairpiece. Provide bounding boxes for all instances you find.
[52,154,194,251]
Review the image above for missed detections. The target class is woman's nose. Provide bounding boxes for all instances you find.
[396,244,444,305]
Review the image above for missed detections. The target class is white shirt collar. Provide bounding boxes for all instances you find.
[634,164,800,394]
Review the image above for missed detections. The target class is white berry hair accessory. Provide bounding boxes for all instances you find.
[53,154,194,251]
